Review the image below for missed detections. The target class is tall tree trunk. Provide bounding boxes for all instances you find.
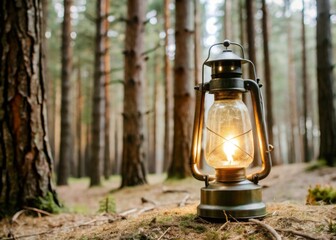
[316,0,336,166]
[224,0,232,39]
[0,0,60,215]
[194,0,201,86]
[76,64,84,177]
[120,0,148,187]
[90,0,106,186]
[286,7,302,163]
[261,0,276,165]
[301,0,312,163]
[42,0,55,160]
[245,0,257,77]
[239,0,245,48]
[168,0,194,179]
[245,0,261,166]
[103,0,111,180]
[163,0,173,172]
[57,0,73,185]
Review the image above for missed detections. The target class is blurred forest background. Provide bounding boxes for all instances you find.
[1,0,336,218]
[38,0,336,186]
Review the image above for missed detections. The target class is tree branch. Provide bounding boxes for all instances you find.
[249,219,282,240]
[276,228,326,240]
[141,43,162,56]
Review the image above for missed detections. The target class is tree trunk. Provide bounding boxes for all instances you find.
[245,0,261,166]
[239,0,245,49]
[224,0,232,40]
[261,0,276,165]
[120,0,148,187]
[103,0,111,180]
[163,0,173,172]
[57,0,73,185]
[90,0,106,186]
[42,0,55,160]
[76,64,84,177]
[316,0,336,166]
[286,7,302,163]
[301,0,312,163]
[168,0,194,179]
[0,0,60,215]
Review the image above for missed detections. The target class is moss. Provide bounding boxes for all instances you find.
[328,220,336,235]
[305,160,327,172]
[306,185,336,205]
[32,191,62,214]
[178,214,208,233]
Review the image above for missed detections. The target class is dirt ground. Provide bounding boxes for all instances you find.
[1,163,336,239]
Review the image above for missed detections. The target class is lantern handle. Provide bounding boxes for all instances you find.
[244,80,272,183]
[190,84,215,185]
[202,40,258,87]
[228,40,258,81]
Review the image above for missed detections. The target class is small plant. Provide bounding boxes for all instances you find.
[306,185,336,205]
[328,219,336,235]
[98,194,116,214]
[305,160,327,172]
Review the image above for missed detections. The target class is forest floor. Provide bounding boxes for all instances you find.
[1,162,336,239]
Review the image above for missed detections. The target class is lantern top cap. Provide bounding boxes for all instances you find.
[204,49,247,67]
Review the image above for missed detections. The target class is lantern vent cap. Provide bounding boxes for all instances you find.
[204,50,247,67]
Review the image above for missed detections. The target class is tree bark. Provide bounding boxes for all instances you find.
[286,4,302,163]
[245,0,261,166]
[261,0,276,165]
[57,0,73,185]
[76,64,84,177]
[103,0,111,180]
[0,0,60,215]
[90,0,106,186]
[163,0,173,172]
[224,0,232,40]
[301,0,312,163]
[168,0,194,179]
[316,0,336,166]
[120,0,148,187]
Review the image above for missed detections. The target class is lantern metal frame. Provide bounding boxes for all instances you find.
[190,40,273,220]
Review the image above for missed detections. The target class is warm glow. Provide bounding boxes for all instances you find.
[223,137,238,165]
[205,92,254,169]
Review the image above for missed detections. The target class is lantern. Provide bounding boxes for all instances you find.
[190,40,273,220]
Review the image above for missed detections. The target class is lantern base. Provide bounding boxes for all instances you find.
[197,179,266,221]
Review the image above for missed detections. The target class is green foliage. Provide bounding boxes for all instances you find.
[328,220,336,235]
[178,214,207,233]
[33,191,62,214]
[305,160,327,172]
[306,185,336,205]
[98,195,116,214]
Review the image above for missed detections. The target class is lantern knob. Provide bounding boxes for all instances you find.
[223,40,231,48]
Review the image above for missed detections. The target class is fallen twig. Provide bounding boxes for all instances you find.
[217,221,230,232]
[178,194,190,207]
[119,208,138,216]
[141,197,157,206]
[11,209,27,224]
[276,228,327,240]
[24,207,52,217]
[249,219,282,240]
[162,187,189,193]
[138,206,155,215]
[157,227,171,240]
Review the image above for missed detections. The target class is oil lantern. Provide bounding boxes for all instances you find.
[190,40,273,220]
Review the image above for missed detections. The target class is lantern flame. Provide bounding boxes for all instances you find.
[223,137,238,165]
